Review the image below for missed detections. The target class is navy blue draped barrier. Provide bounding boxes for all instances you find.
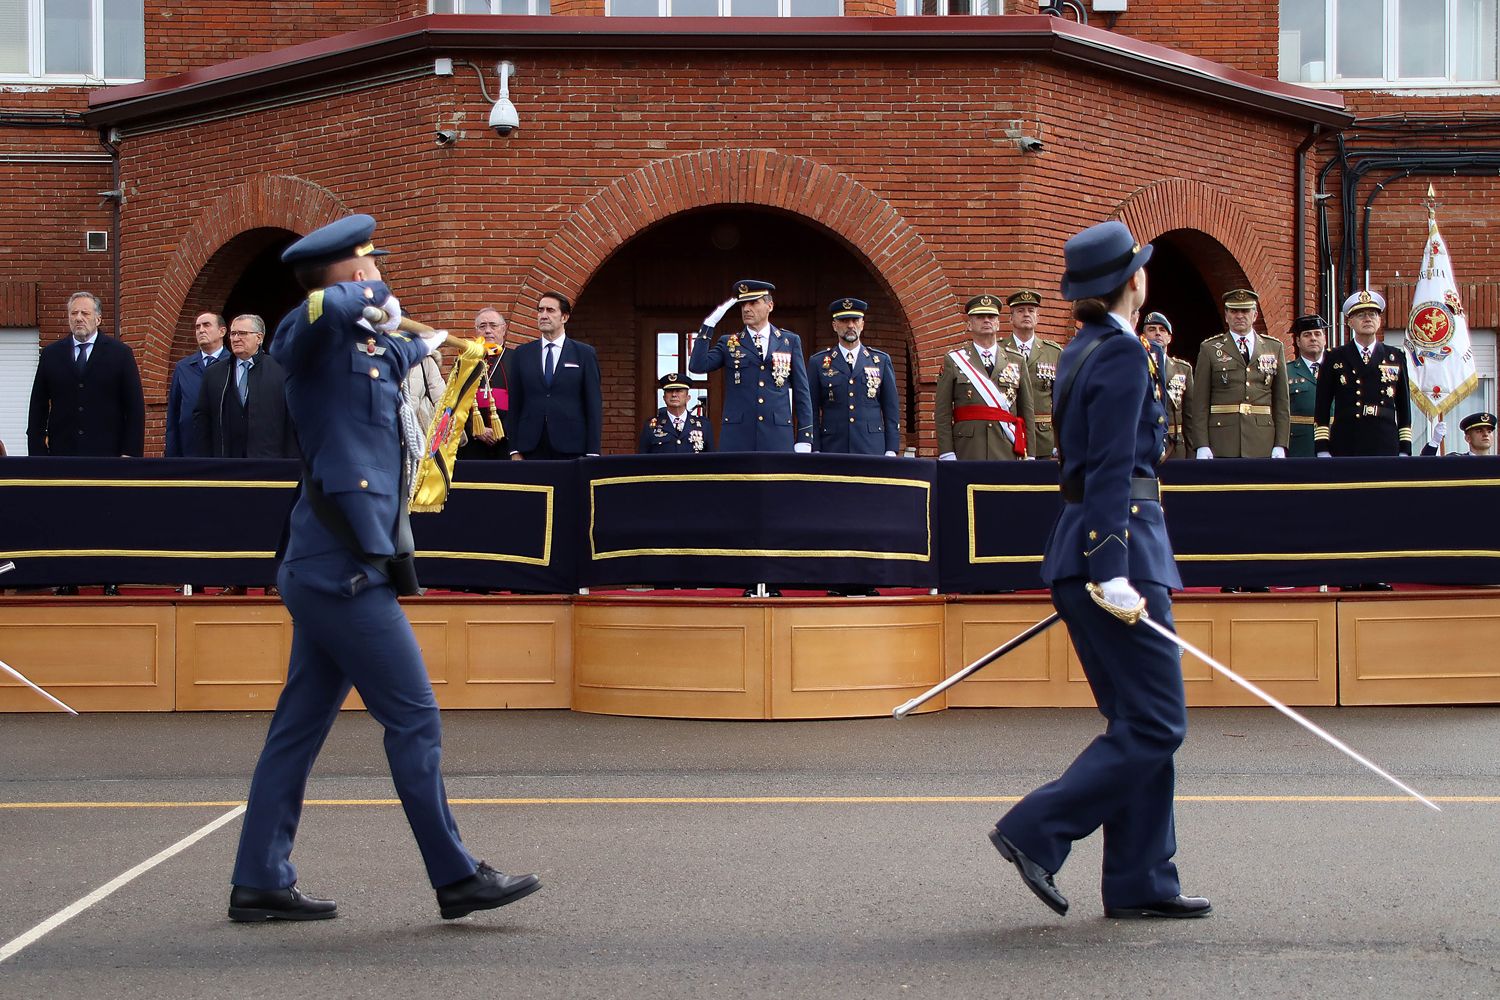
[1,455,1497,592]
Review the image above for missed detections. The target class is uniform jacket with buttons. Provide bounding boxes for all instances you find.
[809,343,899,455]
[26,332,145,457]
[1009,335,1063,458]
[1313,340,1413,456]
[273,280,427,562]
[689,324,813,452]
[1286,354,1322,457]
[1162,356,1196,459]
[638,407,714,454]
[1188,331,1290,457]
[1040,319,1180,589]
[933,341,1034,460]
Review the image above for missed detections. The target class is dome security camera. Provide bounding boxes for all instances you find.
[490,60,519,137]
[489,100,519,137]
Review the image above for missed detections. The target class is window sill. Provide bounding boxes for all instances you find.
[0,75,144,88]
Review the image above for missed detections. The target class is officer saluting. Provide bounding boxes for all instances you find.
[1423,411,1497,456]
[228,215,540,924]
[639,372,713,454]
[809,297,900,455]
[690,279,813,452]
[1004,289,1063,458]
[989,220,1208,920]
[1314,290,1413,456]
[1189,289,1290,459]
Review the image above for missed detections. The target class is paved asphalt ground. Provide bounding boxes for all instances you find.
[1,706,1496,999]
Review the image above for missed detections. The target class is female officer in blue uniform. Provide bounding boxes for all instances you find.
[228,215,540,923]
[988,220,1210,920]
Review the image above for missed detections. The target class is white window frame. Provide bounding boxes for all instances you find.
[603,0,844,13]
[1280,0,1500,88]
[896,0,1003,12]
[0,0,144,85]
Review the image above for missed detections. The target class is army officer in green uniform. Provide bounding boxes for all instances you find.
[1002,289,1063,458]
[1286,314,1328,457]
[1189,289,1290,459]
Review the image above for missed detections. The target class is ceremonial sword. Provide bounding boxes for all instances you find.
[0,563,78,715]
[892,613,1061,719]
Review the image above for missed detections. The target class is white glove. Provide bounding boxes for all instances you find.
[1195,447,1213,460]
[418,329,449,353]
[938,451,957,461]
[1097,576,1142,612]
[1433,420,1447,443]
[884,451,897,457]
[1317,451,1332,458]
[794,442,812,453]
[702,297,737,329]
[1270,446,1286,459]
[376,294,402,332]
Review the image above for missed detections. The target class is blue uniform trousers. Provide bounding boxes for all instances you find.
[996,579,1185,907]
[231,554,477,890]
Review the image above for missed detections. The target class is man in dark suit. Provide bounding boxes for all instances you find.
[228,214,540,924]
[505,292,602,460]
[165,312,230,457]
[639,372,713,454]
[26,291,145,457]
[990,220,1209,922]
[690,279,814,453]
[1314,289,1413,457]
[193,314,298,459]
[810,297,900,455]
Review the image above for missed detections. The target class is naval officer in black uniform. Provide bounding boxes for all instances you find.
[228,215,540,923]
[989,220,1210,920]
[809,297,900,455]
[639,371,713,453]
[1314,289,1413,457]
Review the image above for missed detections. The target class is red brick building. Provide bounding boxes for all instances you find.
[6,5,1495,457]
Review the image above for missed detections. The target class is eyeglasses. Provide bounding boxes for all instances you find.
[228,330,260,338]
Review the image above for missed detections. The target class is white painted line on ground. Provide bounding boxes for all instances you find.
[0,804,245,965]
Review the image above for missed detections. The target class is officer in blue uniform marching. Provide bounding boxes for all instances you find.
[228,214,540,923]
[639,371,713,454]
[689,279,813,452]
[989,220,1211,921]
[809,297,901,455]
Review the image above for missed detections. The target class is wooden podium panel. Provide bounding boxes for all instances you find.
[946,596,1336,708]
[573,601,766,718]
[176,599,574,711]
[0,602,175,712]
[769,600,947,719]
[1338,594,1500,705]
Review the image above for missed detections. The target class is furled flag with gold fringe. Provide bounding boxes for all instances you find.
[1406,187,1479,421]
[409,337,497,513]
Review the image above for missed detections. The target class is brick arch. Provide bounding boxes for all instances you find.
[142,175,347,372]
[518,149,955,348]
[1113,178,1286,342]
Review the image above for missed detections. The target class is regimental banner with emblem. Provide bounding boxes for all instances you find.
[409,336,494,513]
[1405,190,1479,420]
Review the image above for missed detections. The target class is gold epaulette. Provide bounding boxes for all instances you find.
[306,289,325,323]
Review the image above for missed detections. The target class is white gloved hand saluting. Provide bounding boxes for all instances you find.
[702,297,737,329]
[1195,447,1213,460]
[1097,576,1142,613]
[1433,420,1447,444]
[376,294,402,333]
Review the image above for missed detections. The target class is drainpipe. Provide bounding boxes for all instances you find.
[1293,125,1322,318]
[98,127,122,338]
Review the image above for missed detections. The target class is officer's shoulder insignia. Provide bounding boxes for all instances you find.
[306,289,325,323]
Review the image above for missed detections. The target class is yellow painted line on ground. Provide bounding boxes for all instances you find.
[1,794,1496,809]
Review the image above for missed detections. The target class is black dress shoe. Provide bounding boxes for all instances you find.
[436,862,541,920]
[988,829,1068,916]
[228,884,337,922]
[1105,894,1212,919]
